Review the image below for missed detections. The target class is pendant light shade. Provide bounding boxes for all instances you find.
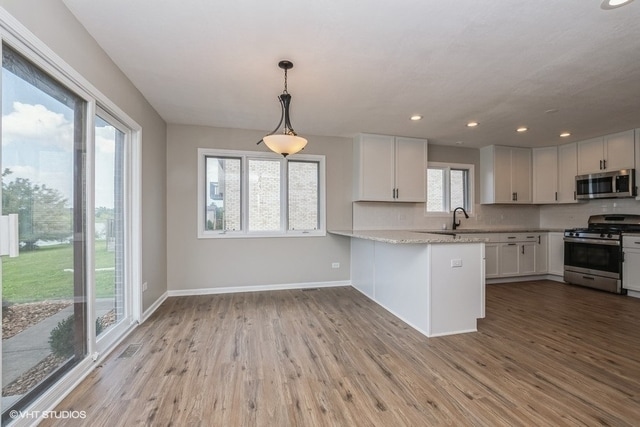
[257,60,307,157]
[263,134,308,156]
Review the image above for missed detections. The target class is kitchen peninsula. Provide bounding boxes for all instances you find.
[331,230,485,337]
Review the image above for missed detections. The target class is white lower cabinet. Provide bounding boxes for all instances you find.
[499,243,520,276]
[462,234,500,278]
[623,236,640,292]
[460,232,550,279]
[484,243,499,278]
[499,233,539,277]
[535,234,548,274]
[520,242,537,275]
[548,232,564,276]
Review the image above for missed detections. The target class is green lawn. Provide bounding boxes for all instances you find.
[2,242,117,303]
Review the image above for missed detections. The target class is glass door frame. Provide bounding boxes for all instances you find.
[90,106,137,355]
[0,14,143,421]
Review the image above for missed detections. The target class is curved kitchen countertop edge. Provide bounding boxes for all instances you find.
[329,228,566,244]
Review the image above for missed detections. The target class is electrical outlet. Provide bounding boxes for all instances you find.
[450,259,463,268]
[332,262,340,269]
[142,281,148,291]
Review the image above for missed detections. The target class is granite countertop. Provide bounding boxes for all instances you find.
[328,230,482,244]
[329,228,566,244]
[449,228,566,233]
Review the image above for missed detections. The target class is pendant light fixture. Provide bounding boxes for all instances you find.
[257,60,307,157]
[601,0,634,9]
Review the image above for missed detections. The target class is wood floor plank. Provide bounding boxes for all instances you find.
[40,281,640,426]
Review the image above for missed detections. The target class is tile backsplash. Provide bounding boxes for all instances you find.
[539,197,640,229]
[352,198,640,231]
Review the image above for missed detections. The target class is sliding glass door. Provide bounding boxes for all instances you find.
[0,42,135,422]
[1,44,87,417]
[94,111,130,349]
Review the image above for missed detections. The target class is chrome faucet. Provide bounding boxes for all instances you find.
[452,207,469,230]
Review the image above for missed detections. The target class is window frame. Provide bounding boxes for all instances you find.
[197,148,326,238]
[425,161,474,216]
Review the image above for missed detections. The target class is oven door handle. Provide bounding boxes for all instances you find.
[563,237,620,246]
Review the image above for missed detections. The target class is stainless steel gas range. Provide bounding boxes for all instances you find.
[564,214,640,294]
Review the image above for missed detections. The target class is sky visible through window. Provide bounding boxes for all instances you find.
[2,69,117,209]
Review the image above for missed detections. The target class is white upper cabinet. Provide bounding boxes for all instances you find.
[480,145,532,204]
[532,146,559,204]
[353,133,427,202]
[532,143,578,204]
[394,137,428,201]
[577,130,635,175]
[557,142,578,203]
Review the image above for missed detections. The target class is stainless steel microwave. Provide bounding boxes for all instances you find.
[575,169,636,200]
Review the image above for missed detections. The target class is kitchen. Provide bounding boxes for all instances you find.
[2,0,640,425]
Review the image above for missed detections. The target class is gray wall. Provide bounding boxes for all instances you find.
[1,0,168,311]
[167,125,352,291]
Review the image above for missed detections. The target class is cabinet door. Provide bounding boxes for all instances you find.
[623,250,640,291]
[604,130,635,171]
[395,137,427,202]
[548,232,565,276]
[533,147,558,203]
[558,143,578,203]
[577,137,604,175]
[511,148,532,203]
[356,134,395,201]
[499,243,519,276]
[484,243,500,278]
[535,234,548,273]
[519,242,536,275]
[493,146,513,203]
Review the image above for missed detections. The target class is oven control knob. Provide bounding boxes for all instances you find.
[608,233,613,238]
[600,233,606,238]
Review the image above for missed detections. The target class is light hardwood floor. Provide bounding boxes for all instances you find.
[42,281,640,426]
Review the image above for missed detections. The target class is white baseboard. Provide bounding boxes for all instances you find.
[167,280,351,297]
[627,290,640,298]
[486,274,565,284]
[141,291,168,323]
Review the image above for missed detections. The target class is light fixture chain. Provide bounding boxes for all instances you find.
[283,67,288,94]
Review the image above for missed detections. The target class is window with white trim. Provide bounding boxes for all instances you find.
[198,149,325,238]
[426,162,474,213]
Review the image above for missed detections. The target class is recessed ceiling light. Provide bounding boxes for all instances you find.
[516,127,528,133]
[544,109,559,114]
[560,132,571,137]
[601,0,634,9]
[410,115,423,121]
[455,141,464,145]
[467,121,479,127]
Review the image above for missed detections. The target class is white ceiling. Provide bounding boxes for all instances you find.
[62,0,640,148]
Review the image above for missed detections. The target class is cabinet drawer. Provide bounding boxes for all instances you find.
[503,233,538,242]
[623,236,640,248]
[457,233,501,243]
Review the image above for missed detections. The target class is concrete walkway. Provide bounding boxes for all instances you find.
[2,299,116,388]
